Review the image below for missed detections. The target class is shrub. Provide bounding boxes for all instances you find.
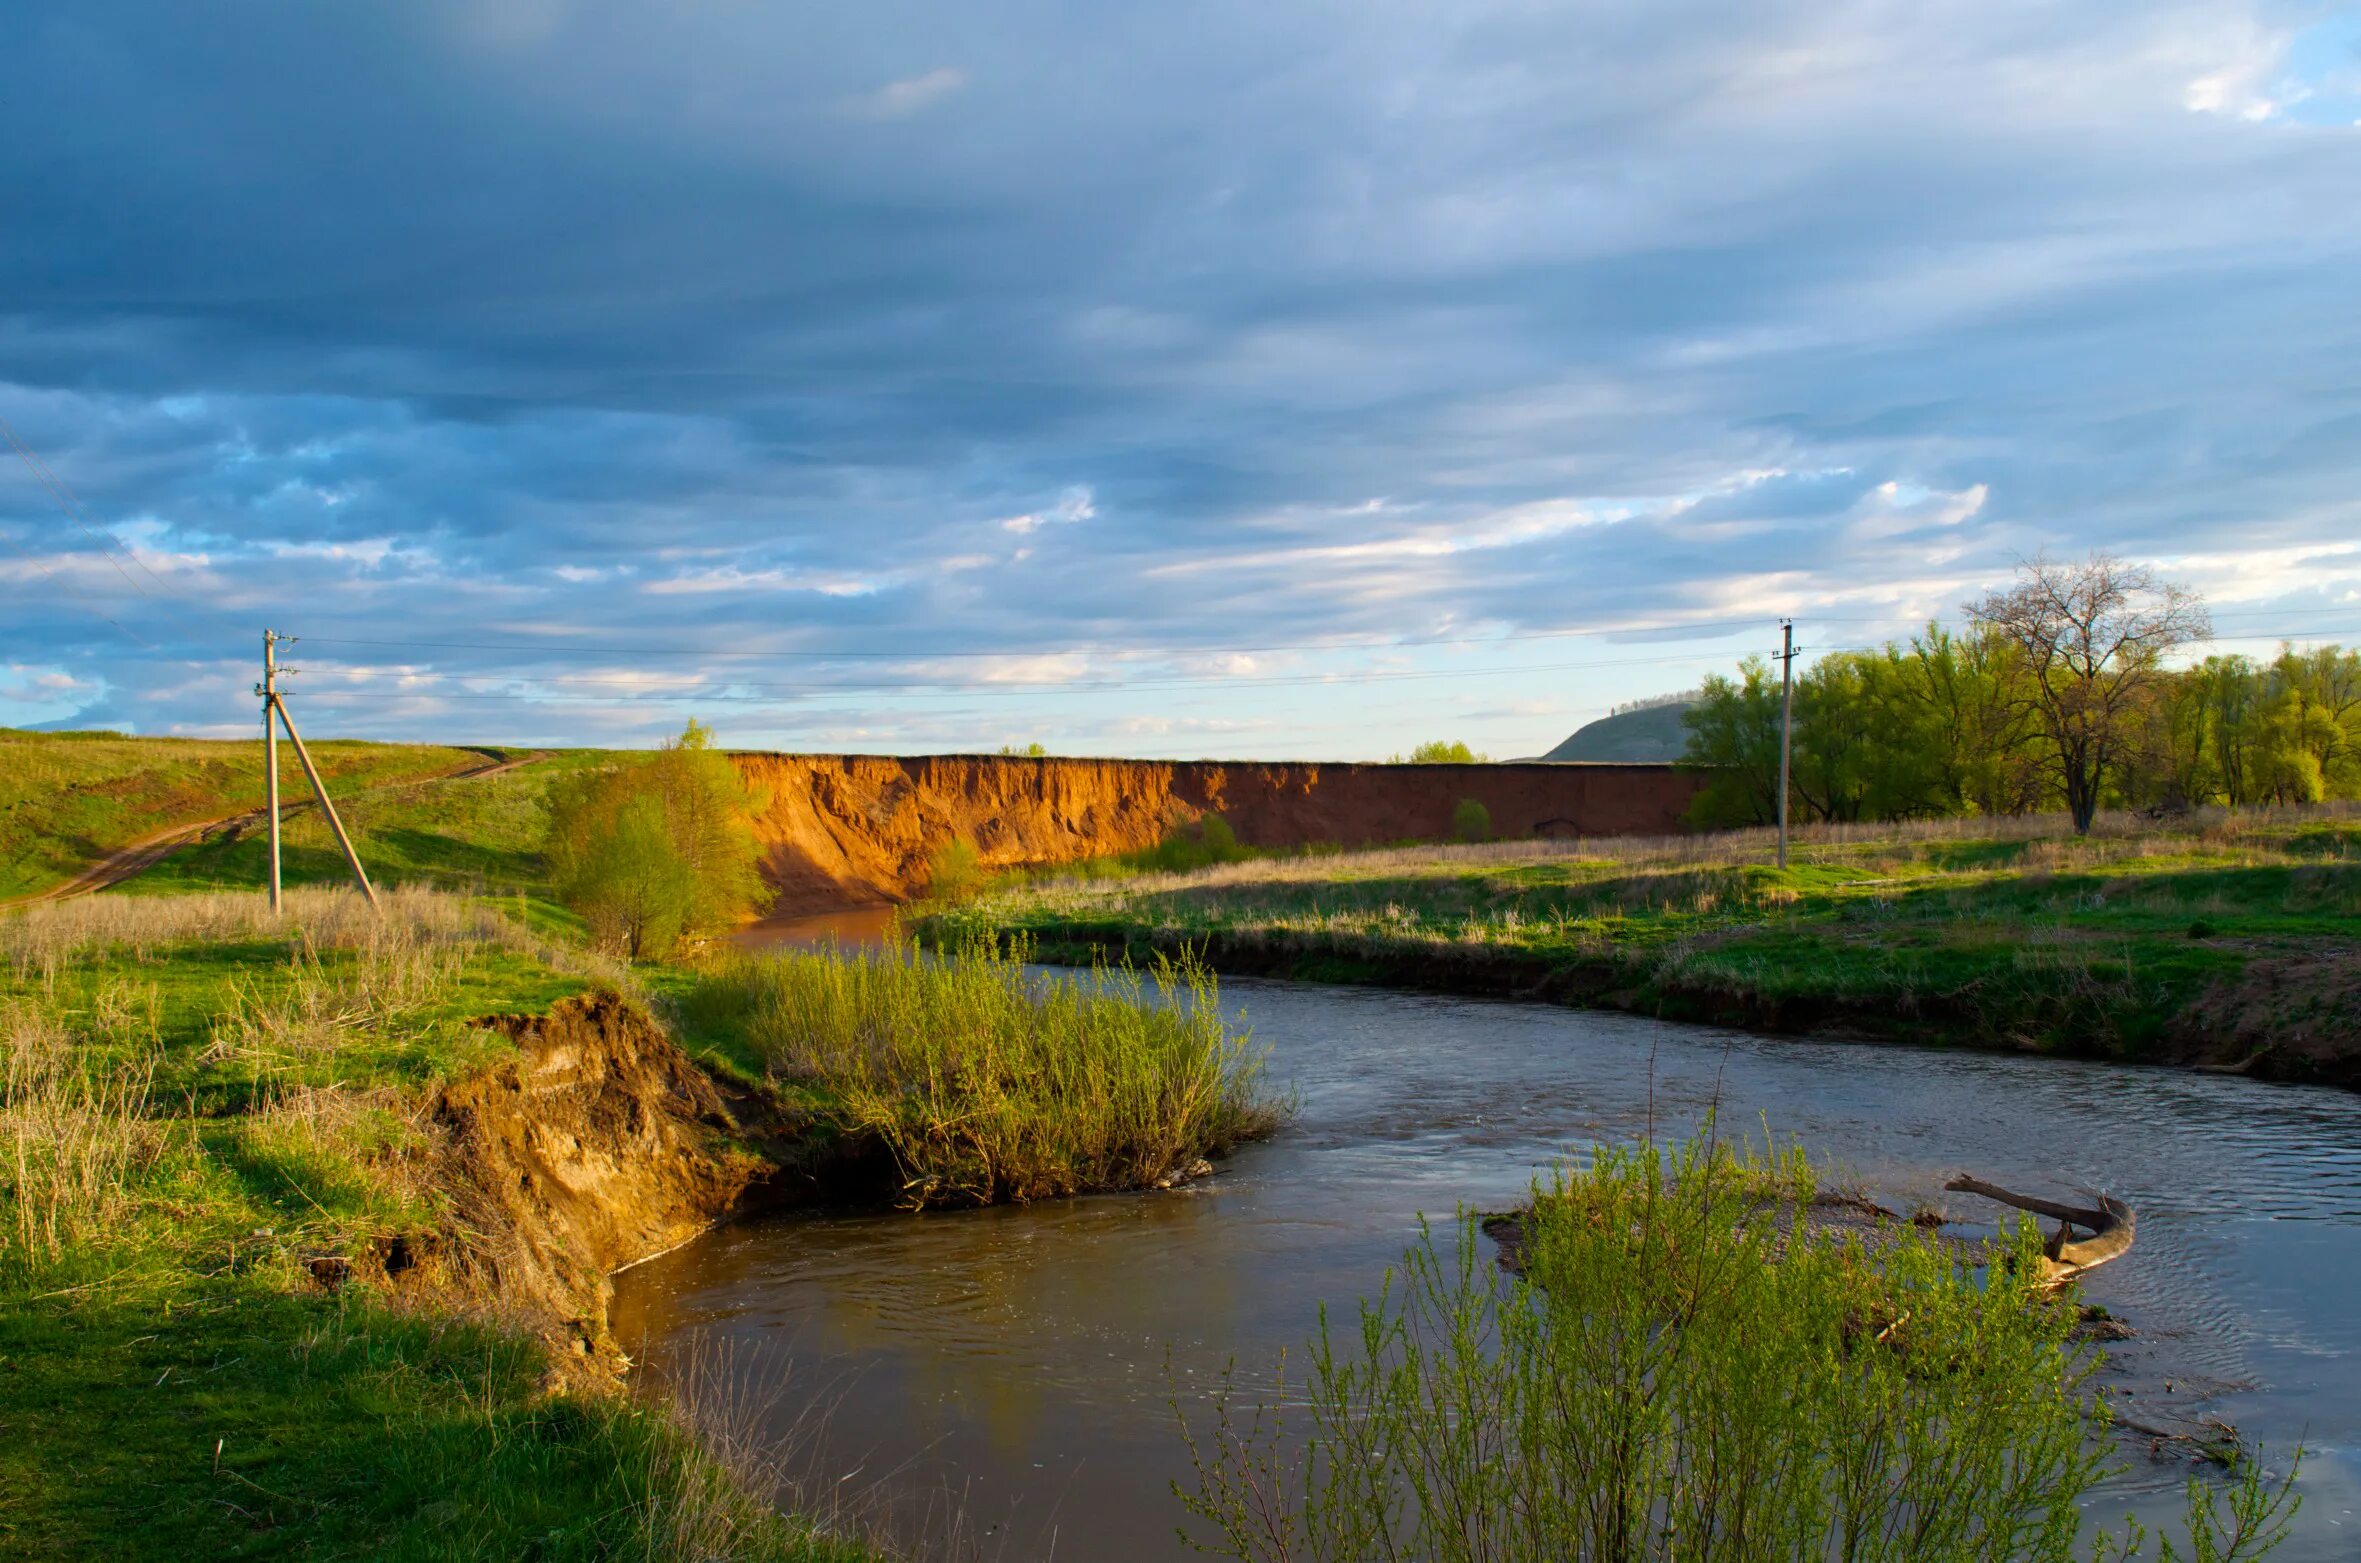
[1451,798,1492,842]
[546,719,771,959]
[1182,1131,2298,1561]
[922,836,987,903]
[1139,813,1251,874]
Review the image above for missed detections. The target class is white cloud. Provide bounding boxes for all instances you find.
[844,67,968,121]
[998,486,1097,535]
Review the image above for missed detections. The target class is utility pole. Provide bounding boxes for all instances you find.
[1776,618,1795,871]
[259,630,283,913]
[257,630,380,913]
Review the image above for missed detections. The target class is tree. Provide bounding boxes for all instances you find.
[1966,554,2210,833]
[1679,658,1784,827]
[1392,740,1487,764]
[1451,798,1493,842]
[547,718,773,958]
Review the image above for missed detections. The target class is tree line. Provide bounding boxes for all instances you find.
[1683,555,2361,833]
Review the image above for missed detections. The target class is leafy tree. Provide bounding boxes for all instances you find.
[1392,740,1487,764]
[547,719,772,959]
[1451,798,1492,842]
[1679,658,1784,827]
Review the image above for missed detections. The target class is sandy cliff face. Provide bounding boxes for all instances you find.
[730,753,1707,911]
[431,992,759,1377]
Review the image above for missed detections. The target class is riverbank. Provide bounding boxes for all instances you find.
[0,890,872,1560]
[0,887,1277,1558]
[914,805,2361,1087]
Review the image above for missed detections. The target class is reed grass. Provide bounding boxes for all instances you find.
[679,939,1281,1205]
[1182,1130,2299,1562]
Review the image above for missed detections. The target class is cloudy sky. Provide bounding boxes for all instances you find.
[4,1,2359,758]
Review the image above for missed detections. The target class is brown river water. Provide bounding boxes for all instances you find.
[616,915,2361,1560]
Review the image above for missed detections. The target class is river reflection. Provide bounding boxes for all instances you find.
[614,942,2361,1560]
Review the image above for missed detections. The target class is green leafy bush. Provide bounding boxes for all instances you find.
[546,719,771,959]
[1450,798,1492,841]
[922,836,987,903]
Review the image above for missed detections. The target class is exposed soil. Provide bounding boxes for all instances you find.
[730,752,1706,914]
[422,991,768,1381]
[396,990,913,1386]
[2166,951,2361,1081]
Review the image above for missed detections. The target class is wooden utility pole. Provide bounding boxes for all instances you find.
[258,630,379,913]
[260,630,283,913]
[1776,619,1795,871]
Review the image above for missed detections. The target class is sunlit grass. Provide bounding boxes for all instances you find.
[678,938,1282,1205]
[917,805,2361,1065]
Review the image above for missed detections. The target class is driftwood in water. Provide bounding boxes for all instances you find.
[1943,1175,2135,1280]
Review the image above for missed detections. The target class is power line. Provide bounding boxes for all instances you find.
[297,615,1789,664]
[0,413,169,596]
[293,646,1787,706]
[292,605,2361,673]
[0,413,164,650]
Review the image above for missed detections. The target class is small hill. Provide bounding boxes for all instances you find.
[1542,699,1697,763]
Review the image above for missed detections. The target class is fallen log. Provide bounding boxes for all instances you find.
[1944,1174,2135,1281]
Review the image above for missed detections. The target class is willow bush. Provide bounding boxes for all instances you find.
[1182,1133,2295,1562]
[681,939,1279,1205]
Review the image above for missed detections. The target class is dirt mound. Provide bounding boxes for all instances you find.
[430,991,762,1378]
[731,753,1705,912]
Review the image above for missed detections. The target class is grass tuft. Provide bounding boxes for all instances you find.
[678,938,1282,1205]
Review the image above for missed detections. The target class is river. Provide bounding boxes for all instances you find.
[615,925,2361,1559]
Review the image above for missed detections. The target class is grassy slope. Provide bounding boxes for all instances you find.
[0,729,500,900]
[0,892,865,1562]
[128,748,602,905]
[1538,700,1694,761]
[918,809,2361,1082]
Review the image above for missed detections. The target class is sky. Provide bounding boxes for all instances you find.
[3,1,2359,759]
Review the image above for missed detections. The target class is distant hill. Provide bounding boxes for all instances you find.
[1542,697,1698,763]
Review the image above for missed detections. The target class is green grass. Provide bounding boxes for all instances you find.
[672,939,1282,1206]
[1182,1130,2298,1560]
[0,889,873,1562]
[916,806,2361,1078]
[0,728,510,900]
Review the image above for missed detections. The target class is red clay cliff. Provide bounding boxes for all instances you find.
[729,754,1705,913]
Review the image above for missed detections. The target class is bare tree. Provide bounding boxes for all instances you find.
[1966,554,2211,833]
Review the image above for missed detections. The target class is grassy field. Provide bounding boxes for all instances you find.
[126,749,602,905]
[917,806,2361,1082]
[0,889,872,1562]
[0,729,509,901]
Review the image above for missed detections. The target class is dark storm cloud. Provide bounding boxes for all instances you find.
[3,1,2359,750]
